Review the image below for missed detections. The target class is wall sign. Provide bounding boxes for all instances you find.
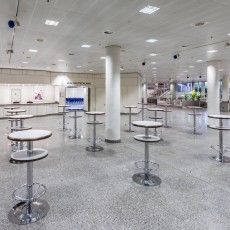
[34,89,44,101]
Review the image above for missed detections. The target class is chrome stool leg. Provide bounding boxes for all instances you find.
[132,128,161,186]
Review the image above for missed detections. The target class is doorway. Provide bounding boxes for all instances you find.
[11,89,21,103]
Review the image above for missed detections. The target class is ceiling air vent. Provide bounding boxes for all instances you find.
[192,21,208,27]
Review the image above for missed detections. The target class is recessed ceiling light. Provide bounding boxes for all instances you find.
[149,53,158,56]
[207,50,218,53]
[192,21,208,27]
[196,60,203,62]
[220,69,224,72]
[81,44,91,48]
[104,31,113,35]
[89,70,94,72]
[36,38,44,42]
[45,20,59,26]
[146,38,158,43]
[189,66,195,68]
[100,57,106,59]
[47,67,50,69]
[228,33,230,36]
[22,61,28,64]
[152,68,157,70]
[151,62,157,64]
[29,49,38,52]
[77,66,82,68]
[58,59,65,62]
[139,5,160,15]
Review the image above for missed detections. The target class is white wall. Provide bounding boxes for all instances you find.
[0,68,140,113]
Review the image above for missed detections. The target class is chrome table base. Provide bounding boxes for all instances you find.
[132,173,161,186]
[86,146,104,152]
[8,199,49,225]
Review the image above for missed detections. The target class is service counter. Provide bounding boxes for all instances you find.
[0,102,59,118]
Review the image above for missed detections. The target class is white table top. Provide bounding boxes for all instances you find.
[7,109,26,113]
[9,114,34,119]
[85,111,105,115]
[124,106,137,108]
[58,105,70,107]
[132,120,163,128]
[208,114,230,119]
[147,108,164,111]
[4,106,20,110]
[68,107,83,111]
[187,106,202,109]
[8,129,52,142]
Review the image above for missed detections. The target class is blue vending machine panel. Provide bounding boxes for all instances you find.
[66,98,84,108]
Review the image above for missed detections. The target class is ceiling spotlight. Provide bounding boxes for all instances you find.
[187,76,189,79]
[199,75,202,78]
[173,53,180,60]
[6,49,13,54]
[225,42,230,47]
[8,18,20,28]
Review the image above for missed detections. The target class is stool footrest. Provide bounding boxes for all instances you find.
[87,137,102,144]
[135,161,159,172]
[13,183,47,202]
[87,121,103,125]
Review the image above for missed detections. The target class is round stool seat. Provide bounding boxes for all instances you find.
[149,117,163,120]
[11,126,32,131]
[87,121,103,125]
[69,115,82,118]
[132,120,163,128]
[134,135,161,142]
[8,118,21,121]
[147,108,164,111]
[11,148,48,163]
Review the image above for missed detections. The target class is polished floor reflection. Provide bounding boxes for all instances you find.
[1,107,230,230]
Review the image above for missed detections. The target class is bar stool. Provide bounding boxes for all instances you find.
[58,105,70,130]
[208,115,230,163]
[85,111,105,152]
[148,108,164,136]
[9,115,33,152]
[68,108,83,139]
[124,106,137,132]
[138,102,148,121]
[4,107,20,130]
[132,121,163,186]
[187,106,202,134]
[162,104,172,128]
[7,129,52,225]
[6,109,26,127]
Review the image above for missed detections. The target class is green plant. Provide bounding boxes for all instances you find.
[182,92,188,100]
[190,90,197,101]
[196,92,204,101]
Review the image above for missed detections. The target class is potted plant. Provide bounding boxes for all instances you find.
[182,92,188,100]
[190,90,197,101]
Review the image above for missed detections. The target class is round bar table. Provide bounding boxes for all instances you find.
[6,109,26,127]
[124,106,137,132]
[162,104,172,128]
[208,114,230,163]
[68,108,83,139]
[58,105,70,130]
[148,108,164,136]
[9,114,33,151]
[132,120,163,186]
[187,106,202,134]
[85,111,105,152]
[138,102,148,121]
[7,130,52,225]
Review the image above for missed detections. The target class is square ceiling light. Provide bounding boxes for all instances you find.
[139,6,160,15]
[149,53,158,56]
[146,38,158,43]
[45,20,59,26]
[81,45,91,48]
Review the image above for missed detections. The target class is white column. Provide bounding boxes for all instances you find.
[105,45,121,143]
[142,83,147,103]
[207,61,220,125]
[222,75,229,101]
[170,83,176,99]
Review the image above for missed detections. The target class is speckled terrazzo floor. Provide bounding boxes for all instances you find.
[1,106,230,230]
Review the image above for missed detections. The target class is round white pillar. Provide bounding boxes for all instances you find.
[222,75,229,101]
[105,45,121,143]
[170,83,176,99]
[207,61,220,125]
[142,83,147,103]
